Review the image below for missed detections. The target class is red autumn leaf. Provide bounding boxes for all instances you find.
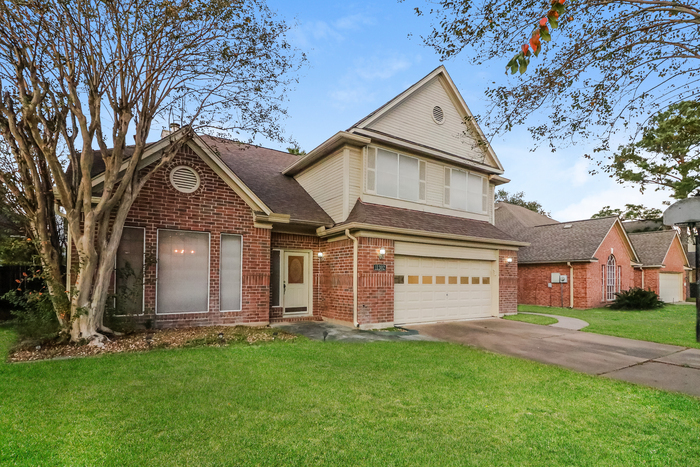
[15,279,20,283]
[539,17,548,27]
[522,43,529,54]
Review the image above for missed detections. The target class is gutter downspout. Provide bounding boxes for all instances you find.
[641,267,645,289]
[567,262,574,308]
[345,229,359,328]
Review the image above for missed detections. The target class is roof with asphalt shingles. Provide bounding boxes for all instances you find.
[628,230,679,266]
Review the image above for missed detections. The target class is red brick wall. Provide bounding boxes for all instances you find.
[123,147,271,327]
[357,237,394,326]
[518,224,637,309]
[270,233,323,320]
[633,238,688,299]
[499,250,518,314]
[323,238,355,323]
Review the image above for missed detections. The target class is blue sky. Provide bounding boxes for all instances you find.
[237,0,677,221]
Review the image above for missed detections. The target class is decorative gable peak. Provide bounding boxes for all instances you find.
[348,66,504,173]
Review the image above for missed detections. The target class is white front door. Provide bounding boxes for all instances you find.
[283,251,310,314]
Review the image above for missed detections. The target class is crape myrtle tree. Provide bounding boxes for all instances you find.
[0,0,304,343]
[414,0,700,152]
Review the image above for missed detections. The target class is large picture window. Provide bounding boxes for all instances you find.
[444,167,487,213]
[220,234,242,312]
[367,147,426,202]
[115,226,145,315]
[157,230,210,314]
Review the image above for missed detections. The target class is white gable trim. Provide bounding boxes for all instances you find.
[594,218,641,264]
[90,128,272,216]
[350,66,504,172]
[662,232,690,268]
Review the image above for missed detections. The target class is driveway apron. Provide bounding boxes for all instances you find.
[409,319,700,398]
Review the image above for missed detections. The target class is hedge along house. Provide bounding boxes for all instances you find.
[628,230,690,303]
[77,66,528,329]
[495,202,641,309]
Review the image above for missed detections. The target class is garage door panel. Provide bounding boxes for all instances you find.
[659,273,682,303]
[394,254,494,325]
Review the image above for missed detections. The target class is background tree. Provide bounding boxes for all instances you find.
[415,0,700,152]
[495,189,550,216]
[286,145,306,156]
[0,0,303,342]
[591,204,662,221]
[607,101,700,199]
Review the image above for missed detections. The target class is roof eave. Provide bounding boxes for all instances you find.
[282,132,371,176]
[320,222,529,248]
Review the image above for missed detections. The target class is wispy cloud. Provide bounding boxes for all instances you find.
[333,13,376,30]
[552,184,673,221]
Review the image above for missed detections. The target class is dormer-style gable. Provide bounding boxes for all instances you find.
[348,65,504,174]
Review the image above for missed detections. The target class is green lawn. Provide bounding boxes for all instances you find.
[518,304,700,349]
[503,313,559,326]
[1,327,700,465]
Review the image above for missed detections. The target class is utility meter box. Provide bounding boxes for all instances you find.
[551,273,568,284]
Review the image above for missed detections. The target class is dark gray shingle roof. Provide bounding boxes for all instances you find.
[628,230,678,266]
[199,135,333,225]
[342,201,518,242]
[495,202,624,263]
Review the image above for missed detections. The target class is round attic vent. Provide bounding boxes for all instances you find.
[169,166,200,193]
[432,105,445,124]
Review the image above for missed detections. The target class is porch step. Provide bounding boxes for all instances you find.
[270,316,323,324]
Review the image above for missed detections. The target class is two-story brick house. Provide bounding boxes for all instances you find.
[83,66,527,329]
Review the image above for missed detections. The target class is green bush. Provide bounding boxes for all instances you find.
[2,273,59,341]
[608,287,664,310]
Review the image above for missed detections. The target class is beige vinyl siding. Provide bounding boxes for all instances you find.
[367,76,497,168]
[348,146,362,214]
[488,183,495,224]
[296,149,345,223]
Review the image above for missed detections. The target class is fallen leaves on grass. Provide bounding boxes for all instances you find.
[9,326,297,363]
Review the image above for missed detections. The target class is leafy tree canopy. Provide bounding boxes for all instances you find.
[605,101,700,199]
[286,145,306,156]
[414,0,700,152]
[496,189,550,216]
[591,204,662,221]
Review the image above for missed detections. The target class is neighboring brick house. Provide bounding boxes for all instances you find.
[496,202,689,309]
[628,230,689,303]
[78,66,528,329]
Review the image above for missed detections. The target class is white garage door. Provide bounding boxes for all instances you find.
[394,255,494,325]
[659,273,683,303]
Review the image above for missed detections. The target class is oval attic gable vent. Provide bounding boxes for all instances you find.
[432,105,444,124]
[170,166,200,193]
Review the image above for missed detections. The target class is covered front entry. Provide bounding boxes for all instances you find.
[282,250,313,316]
[394,254,494,325]
[659,272,683,303]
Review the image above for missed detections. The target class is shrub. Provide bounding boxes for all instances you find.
[608,287,664,310]
[2,273,59,341]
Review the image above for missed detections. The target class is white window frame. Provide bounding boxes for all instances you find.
[606,255,617,301]
[271,248,283,308]
[365,145,426,203]
[155,228,211,315]
[443,167,488,214]
[219,233,243,313]
[113,226,146,316]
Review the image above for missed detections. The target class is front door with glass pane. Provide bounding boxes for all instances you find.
[283,251,310,315]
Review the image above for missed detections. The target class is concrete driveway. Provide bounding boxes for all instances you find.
[409,319,700,398]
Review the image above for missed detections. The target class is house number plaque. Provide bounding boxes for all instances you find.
[373,264,387,271]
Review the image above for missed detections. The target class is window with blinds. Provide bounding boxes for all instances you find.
[365,146,426,203]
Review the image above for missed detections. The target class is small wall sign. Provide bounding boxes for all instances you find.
[373,264,387,271]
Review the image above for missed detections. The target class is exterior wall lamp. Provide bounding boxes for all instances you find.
[318,252,324,260]
[506,257,513,263]
[378,248,386,260]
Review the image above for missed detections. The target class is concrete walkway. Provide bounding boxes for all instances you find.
[272,321,438,343]
[409,319,700,398]
[519,312,589,330]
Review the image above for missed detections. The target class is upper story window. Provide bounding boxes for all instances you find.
[366,147,426,203]
[444,167,488,214]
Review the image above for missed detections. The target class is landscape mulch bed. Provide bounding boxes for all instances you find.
[8,326,297,363]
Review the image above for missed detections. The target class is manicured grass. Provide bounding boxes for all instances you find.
[519,304,700,348]
[1,327,700,465]
[503,313,559,326]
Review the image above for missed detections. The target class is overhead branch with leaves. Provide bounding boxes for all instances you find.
[0,0,304,342]
[415,0,700,151]
[605,101,700,199]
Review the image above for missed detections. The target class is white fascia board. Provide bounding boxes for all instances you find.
[282,131,371,176]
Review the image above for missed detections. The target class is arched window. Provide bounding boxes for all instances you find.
[606,255,616,301]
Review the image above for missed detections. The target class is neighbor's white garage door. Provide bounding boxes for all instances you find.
[659,273,683,303]
[394,255,493,325]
